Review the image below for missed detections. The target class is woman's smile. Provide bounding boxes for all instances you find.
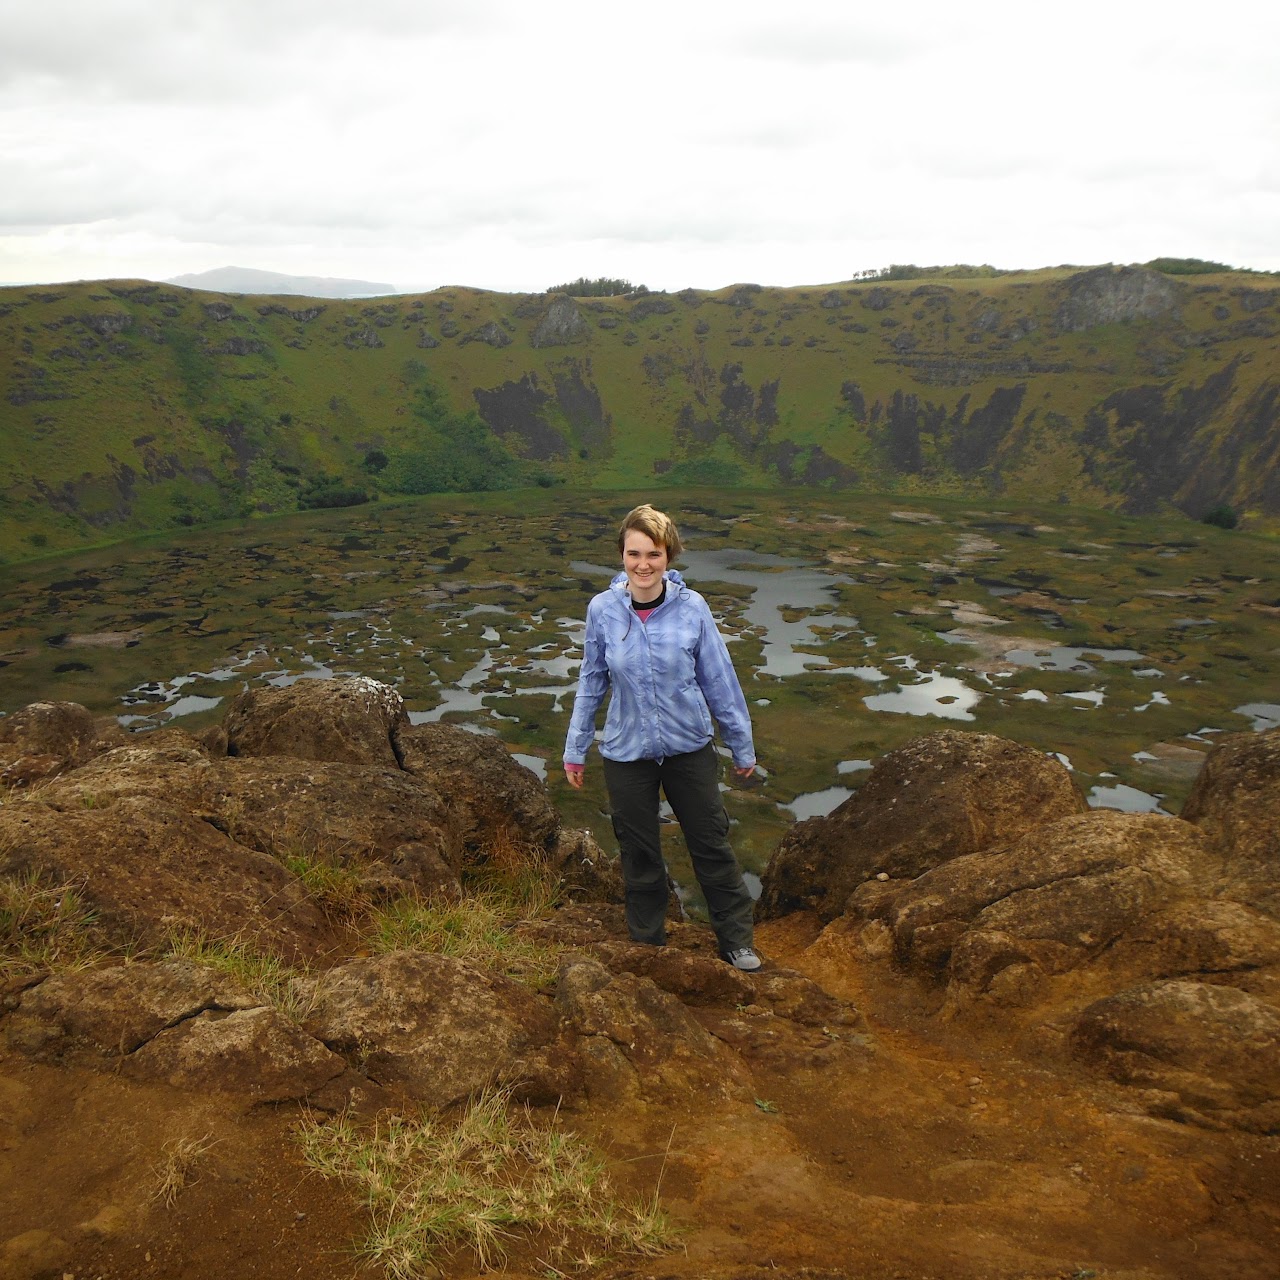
[622,529,669,603]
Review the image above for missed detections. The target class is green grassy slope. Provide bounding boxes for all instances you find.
[1,265,1277,562]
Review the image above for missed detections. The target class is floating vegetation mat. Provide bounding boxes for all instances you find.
[2,488,1276,900]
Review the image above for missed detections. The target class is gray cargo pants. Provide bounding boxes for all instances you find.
[602,742,755,954]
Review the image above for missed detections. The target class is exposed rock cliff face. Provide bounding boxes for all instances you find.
[530,295,589,347]
[1055,264,1180,332]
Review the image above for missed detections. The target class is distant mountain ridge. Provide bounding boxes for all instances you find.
[2,263,1278,560]
[165,266,397,298]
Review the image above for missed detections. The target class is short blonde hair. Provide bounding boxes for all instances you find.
[617,504,683,559]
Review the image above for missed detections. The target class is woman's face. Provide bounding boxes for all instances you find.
[622,529,669,602]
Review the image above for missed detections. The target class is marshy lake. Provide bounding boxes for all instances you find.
[2,488,1276,901]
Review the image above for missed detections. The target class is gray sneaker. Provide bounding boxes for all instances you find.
[722,947,763,972]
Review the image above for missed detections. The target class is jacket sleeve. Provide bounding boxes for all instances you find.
[562,599,610,766]
[694,601,756,769]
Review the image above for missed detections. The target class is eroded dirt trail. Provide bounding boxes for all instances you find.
[565,914,1280,1280]
[3,914,1278,1280]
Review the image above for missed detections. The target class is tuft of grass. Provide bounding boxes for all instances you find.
[364,891,567,989]
[160,929,314,1022]
[151,1132,218,1208]
[0,869,111,976]
[295,1087,673,1276]
[281,849,372,923]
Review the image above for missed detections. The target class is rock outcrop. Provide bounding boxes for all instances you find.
[1181,726,1280,917]
[5,677,1280,1226]
[396,721,559,855]
[761,726,1280,1132]
[530,295,589,347]
[757,731,1086,920]
[1071,980,1280,1132]
[5,688,1280,1276]
[0,699,124,787]
[224,676,407,768]
[1055,265,1180,332]
[298,951,574,1106]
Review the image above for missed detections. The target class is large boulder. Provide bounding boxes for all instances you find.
[19,742,217,813]
[1071,980,1280,1133]
[298,951,576,1106]
[844,811,1228,1007]
[3,961,258,1061]
[1181,727,1280,917]
[199,756,460,877]
[0,700,123,787]
[23,743,463,896]
[0,793,335,962]
[126,1006,347,1104]
[554,957,751,1103]
[396,722,560,855]
[223,676,407,768]
[758,731,1086,921]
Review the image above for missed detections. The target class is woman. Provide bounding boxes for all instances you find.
[563,504,762,971]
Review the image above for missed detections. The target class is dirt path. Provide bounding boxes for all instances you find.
[3,919,1278,1280]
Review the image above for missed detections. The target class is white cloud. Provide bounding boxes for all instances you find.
[2,0,1278,290]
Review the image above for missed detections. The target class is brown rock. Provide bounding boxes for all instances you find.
[224,676,407,768]
[1114,898,1280,986]
[3,961,257,1061]
[0,754,65,789]
[547,827,625,903]
[554,957,750,1103]
[20,742,216,813]
[851,811,1221,988]
[0,701,102,786]
[374,840,463,900]
[1181,726,1280,917]
[1071,980,1280,1132]
[758,731,1087,921]
[396,721,560,854]
[0,794,334,962]
[199,756,460,874]
[27,743,462,891]
[299,952,575,1106]
[0,1227,72,1280]
[589,939,757,1005]
[127,1006,346,1104]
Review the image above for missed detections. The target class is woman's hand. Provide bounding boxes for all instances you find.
[732,764,755,779]
[564,763,585,789]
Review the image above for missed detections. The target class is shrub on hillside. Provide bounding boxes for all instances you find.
[1201,503,1239,529]
[1146,257,1237,276]
[546,276,647,297]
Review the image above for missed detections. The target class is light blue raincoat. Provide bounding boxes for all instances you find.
[562,569,755,769]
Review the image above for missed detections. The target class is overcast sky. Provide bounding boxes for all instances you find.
[3,0,1278,293]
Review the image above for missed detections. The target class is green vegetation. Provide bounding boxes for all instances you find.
[1202,503,1240,529]
[3,263,1277,564]
[547,277,645,297]
[295,1086,673,1275]
[1145,257,1246,276]
[160,929,316,1021]
[0,869,108,976]
[382,383,523,496]
[851,263,1014,281]
[368,844,569,988]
